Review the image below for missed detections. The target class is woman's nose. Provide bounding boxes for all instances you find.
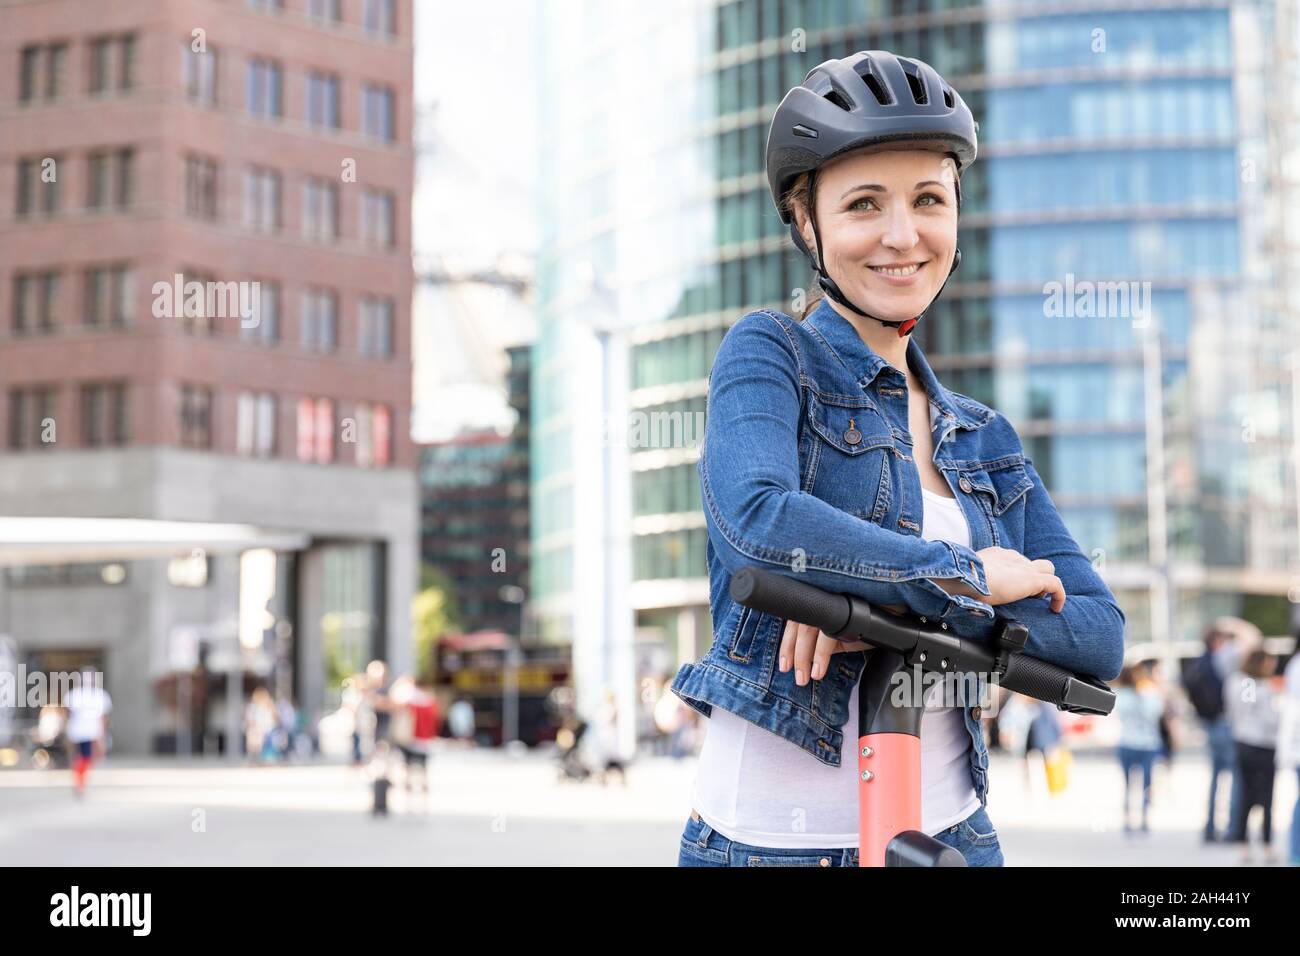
[879,206,920,251]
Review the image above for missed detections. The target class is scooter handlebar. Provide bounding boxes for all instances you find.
[728,566,1114,716]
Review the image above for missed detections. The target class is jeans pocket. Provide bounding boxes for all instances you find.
[678,815,728,866]
[958,808,1000,847]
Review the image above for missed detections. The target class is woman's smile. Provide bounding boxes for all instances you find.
[867,259,930,285]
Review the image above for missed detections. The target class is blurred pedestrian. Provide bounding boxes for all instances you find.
[342,674,366,766]
[590,689,627,786]
[447,696,476,746]
[244,686,278,764]
[387,674,440,795]
[996,693,1050,797]
[1115,662,1164,836]
[1185,619,1253,842]
[365,659,395,749]
[1224,649,1282,863]
[65,668,111,798]
[1277,647,1300,866]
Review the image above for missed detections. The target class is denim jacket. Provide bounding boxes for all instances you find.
[671,298,1126,807]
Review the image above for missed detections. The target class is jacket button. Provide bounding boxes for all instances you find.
[959,476,973,493]
[819,857,831,867]
[970,706,982,719]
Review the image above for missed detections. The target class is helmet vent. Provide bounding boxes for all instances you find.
[823,88,853,112]
[903,65,928,105]
[943,85,955,108]
[859,69,891,106]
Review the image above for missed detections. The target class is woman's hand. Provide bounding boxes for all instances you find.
[779,620,872,687]
[936,546,1066,612]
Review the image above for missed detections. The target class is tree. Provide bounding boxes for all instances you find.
[411,564,462,681]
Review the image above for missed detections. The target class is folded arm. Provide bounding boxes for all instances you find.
[699,312,995,626]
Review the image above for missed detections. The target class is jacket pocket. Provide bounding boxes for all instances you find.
[804,391,893,522]
[957,455,1033,516]
[727,603,778,664]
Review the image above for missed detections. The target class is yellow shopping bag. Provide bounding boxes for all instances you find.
[1044,746,1072,795]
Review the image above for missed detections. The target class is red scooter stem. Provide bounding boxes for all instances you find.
[859,732,921,867]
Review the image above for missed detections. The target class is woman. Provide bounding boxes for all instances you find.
[671,51,1126,867]
[1114,662,1165,836]
[1224,649,1282,863]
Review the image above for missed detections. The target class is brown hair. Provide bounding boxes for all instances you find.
[1241,649,1275,680]
[781,151,963,321]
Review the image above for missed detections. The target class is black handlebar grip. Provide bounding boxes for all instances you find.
[1000,653,1114,715]
[729,567,853,637]
[999,653,1070,703]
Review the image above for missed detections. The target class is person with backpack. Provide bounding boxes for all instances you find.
[1184,618,1254,842]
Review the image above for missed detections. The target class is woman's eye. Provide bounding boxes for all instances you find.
[850,198,876,211]
[917,193,943,206]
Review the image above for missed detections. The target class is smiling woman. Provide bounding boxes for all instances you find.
[672,49,1126,868]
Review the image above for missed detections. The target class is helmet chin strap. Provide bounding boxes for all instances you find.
[798,170,961,338]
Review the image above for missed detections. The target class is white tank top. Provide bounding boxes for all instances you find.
[692,447,981,848]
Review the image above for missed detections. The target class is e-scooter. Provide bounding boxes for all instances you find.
[729,566,1116,867]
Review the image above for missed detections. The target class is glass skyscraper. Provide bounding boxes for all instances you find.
[535,0,1300,732]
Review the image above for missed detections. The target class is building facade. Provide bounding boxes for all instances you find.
[0,0,417,752]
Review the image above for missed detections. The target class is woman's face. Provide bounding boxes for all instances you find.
[795,146,959,323]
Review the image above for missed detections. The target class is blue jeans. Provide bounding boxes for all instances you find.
[1118,746,1158,824]
[1205,718,1240,838]
[677,806,1005,867]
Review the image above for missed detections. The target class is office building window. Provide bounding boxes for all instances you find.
[178,270,219,336]
[301,177,339,241]
[16,156,62,216]
[180,385,213,448]
[363,0,396,36]
[20,43,67,102]
[184,155,218,219]
[86,149,133,210]
[300,289,338,352]
[243,166,281,232]
[361,84,395,141]
[89,34,135,94]
[181,42,217,105]
[236,391,277,457]
[240,281,279,344]
[308,0,341,23]
[358,297,394,357]
[354,402,391,468]
[296,397,334,463]
[360,189,395,247]
[83,265,132,328]
[7,387,56,450]
[306,71,340,129]
[12,272,60,335]
[246,57,283,118]
[247,0,284,10]
[80,383,129,447]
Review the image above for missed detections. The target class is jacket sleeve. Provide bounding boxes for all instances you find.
[699,311,996,625]
[987,452,1127,682]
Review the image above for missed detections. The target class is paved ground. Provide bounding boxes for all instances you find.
[0,746,1295,866]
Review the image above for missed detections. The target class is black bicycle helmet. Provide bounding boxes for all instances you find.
[766,50,978,336]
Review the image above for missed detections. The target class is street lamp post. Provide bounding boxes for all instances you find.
[499,584,526,747]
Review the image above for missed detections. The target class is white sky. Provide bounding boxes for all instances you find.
[410,0,541,442]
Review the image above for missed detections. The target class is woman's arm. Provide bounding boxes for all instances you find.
[987,454,1127,682]
[699,311,995,624]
